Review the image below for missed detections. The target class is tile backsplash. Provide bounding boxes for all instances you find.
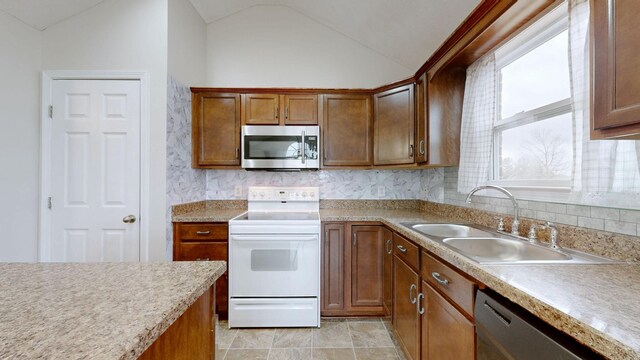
[205,168,444,202]
[443,167,640,237]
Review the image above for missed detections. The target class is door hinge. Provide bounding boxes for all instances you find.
[47,197,52,209]
[48,105,53,118]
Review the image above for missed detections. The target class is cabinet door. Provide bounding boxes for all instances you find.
[374,84,415,165]
[382,228,393,318]
[424,283,475,360]
[350,226,384,307]
[243,93,280,125]
[322,94,373,167]
[283,94,318,125]
[322,223,345,312]
[592,0,640,138]
[427,68,465,166]
[192,92,241,167]
[415,73,428,164]
[394,257,420,360]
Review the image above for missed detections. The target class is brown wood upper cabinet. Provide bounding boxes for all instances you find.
[415,73,428,164]
[322,94,373,167]
[192,92,241,168]
[426,68,464,166]
[243,93,318,126]
[591,0,640,139]
[374,84,415,165]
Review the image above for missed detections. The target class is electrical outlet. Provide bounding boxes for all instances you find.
[377,186,385,197]
[234,186,242,197]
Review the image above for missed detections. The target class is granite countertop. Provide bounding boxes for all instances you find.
[0,261,226,360]
[321,208,640,360]
[172,206,640,359]
[172,208,245,222]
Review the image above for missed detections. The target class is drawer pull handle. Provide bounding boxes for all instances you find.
[409,284,417,304]
[196,231,211,235]
[417,293,425,314]
[432,272,449,286]
[386,239,392,254]
[195,258,210,261]
[397,245,407,253]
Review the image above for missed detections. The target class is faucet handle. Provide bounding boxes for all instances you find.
[540,222,560,249]
[494,217,505,232]
[527,224,539,243]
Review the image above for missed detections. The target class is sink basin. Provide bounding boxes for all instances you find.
[443,237,572,263]
[410,224,493,238]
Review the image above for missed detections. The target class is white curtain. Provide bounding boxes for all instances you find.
[568,0,640,206]
[457,53,497,193]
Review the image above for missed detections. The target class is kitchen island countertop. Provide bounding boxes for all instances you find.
[0,261,226,360]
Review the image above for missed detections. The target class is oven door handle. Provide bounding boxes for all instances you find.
[301,130,306,165]
[230,235,318,242]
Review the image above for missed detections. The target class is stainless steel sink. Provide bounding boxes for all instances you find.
[400,222,620,265]
[443,237,572,263]
[409,224,493,238]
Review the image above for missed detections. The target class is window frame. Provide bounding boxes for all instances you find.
[488,3,573,201]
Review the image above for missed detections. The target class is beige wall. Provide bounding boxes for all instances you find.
[0,12,42,261]
[169,0,207,86]
[42,0,169,261]
[205,5,412,88]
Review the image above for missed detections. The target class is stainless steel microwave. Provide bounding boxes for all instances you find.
[241,126,320,169]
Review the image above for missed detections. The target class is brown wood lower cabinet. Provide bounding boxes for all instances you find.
[422,282,475,360]
[139,286,214,360]
[173,222,229,319]
[382,227,393,318]
[321,222,385,316]
[393,256,420,360]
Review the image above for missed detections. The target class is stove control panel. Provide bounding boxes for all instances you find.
[248,186,319,202]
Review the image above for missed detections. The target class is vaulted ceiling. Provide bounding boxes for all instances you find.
[0,0,480,70]
[189,0,480,70]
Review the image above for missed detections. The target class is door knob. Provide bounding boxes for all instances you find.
[122,215,137,223]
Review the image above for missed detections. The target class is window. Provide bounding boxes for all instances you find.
[491,4,572,192]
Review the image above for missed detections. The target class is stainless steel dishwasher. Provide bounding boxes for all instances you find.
[475,290,603,360]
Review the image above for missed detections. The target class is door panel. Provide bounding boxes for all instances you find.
[374,84,415,165]
[322,94,373,166]
[382,227,393,317]
[284,94,318,125]
[51,79,140,262]
[425,283,475,360]
[322,223,345,312]
[243,94,280,125]
[394,256,420,360]
[193,92,241,167]
[351,226,384,307]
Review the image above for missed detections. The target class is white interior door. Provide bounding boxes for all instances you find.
[50,79,140,262]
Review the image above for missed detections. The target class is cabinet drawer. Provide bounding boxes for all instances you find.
[421,251,475,317]
[177,223,228,242]
[393,233,419,271]
[175,242,227,261]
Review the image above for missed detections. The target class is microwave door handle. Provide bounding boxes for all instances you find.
[301,130,306,165]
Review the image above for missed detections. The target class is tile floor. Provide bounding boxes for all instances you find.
[216,318,406,360]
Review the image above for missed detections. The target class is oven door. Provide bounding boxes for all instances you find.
[229,234,319,297]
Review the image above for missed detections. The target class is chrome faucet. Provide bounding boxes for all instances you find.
[541,222,560,249]
[465,185,520,236]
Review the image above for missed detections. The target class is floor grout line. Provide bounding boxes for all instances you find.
[346,320,357,360]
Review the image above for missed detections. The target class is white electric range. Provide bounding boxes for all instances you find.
[228,186,321,328]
